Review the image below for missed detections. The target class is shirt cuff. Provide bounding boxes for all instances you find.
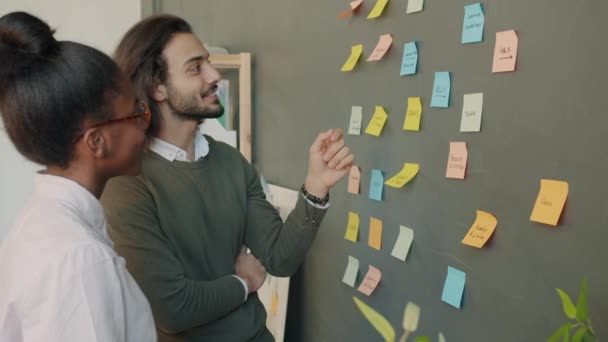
[301,193,330,209]
[232,275,248,302]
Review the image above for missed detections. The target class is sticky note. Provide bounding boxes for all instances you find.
[341,44,364,72]
[406,0,424,13]
[400,42,418,75]
[348,165,361,194]
[460,93,483,132]
[345,211,360,242]
[367,0,389,19]
[348,106,363,135]
[367,34,393,62]
[339,0,364,18]
[461,210,498,248]
[391,225,414,261]
[446,142,467,179]
[530,179,569,226]
[342,256,360,287]
[430,72,451,108]
[492,30,518,73]
[385,163,419,188]
[403,97,422,131]
[402,301,420,332]
[439,333,447,342]
[365,106,388,136]
[414,337,431,342]
[368,217,383,251]
[353,297,396,342]
[369,169,384,201]
[461,3,484,44]
[441,266,466,309]
[358,265,382,295]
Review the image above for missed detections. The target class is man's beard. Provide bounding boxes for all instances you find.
[166,84,224,121]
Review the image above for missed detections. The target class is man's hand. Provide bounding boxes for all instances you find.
[305,128,355,198]
[235,247,266,294]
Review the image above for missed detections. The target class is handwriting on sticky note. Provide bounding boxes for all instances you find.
[369,169,384,201]
[348,165,361,194]
[345,212,360,242]
[441,266,466,309]
[365,106,388,136]
[492,30,518,72]
[530,179,569,226]
[385,163,419,188]
[341,44,364,72]
[400,41,418,75]
[353,296,396,342]
[368,217,383,251]
[358,265,382,295]
[348,106,363,135]
[406,0,424,13]
[368,34,393,62]
[403,97,422,131]
[446,142,467,179]
[339,0,364,19]
[462,3,484,44]
[462,210,497,248]
[402,301,420,332]
[430,71,451,108]
[391,225,414,261]
[367,0,389,19]
[342,256,359,287]
[460,93,483,132]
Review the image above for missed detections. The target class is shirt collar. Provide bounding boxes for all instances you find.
[149,129,210,162]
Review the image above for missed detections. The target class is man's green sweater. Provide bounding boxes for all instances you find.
[100,137,327,341]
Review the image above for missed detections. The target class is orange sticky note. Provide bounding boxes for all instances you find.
[530,179,569,226]
[462,210,498,248]
[358,265,382,296]
[339,0,364,18]
[446,142,467,179]
[348,165,361,194]
[368,217,382,250]
[367,34,393,62]
[345,212,360,242]
[492,30,518,73]
[367,0,389,19]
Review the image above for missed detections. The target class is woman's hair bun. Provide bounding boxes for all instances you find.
[0,11,59,57]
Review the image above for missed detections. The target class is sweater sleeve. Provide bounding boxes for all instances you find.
[101,176,246,334]
[242,159,328,277]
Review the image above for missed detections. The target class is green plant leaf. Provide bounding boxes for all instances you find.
[576,279,589,322]
[556,288,577,319]
[571,327,587,342]
[413,336,430,342]
[548,323,570,342]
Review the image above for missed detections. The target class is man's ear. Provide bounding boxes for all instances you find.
[83,128,107,159]
[152,81,167,102]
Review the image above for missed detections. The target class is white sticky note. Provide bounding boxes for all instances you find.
[403,301,421,332]
[460,93,483,132]
[342,256,359,287]
[391,225,414,261]
[348,106,363,135]
[406,0,424,13]
[439,332,447,342]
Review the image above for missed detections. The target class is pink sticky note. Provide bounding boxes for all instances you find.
[348,165,361,194]
[492,30,518,73]
[446,142,468,179]
[357,265,382,296]
[367,34,393,62]
[338,0,364,19]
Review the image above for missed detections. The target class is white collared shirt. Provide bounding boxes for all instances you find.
[0,174,156,342]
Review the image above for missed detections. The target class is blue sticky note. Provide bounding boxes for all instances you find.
[441,266,466,309]
[461,3,484,44]
[368,169,384,201]
[430,71,450,108]
[400,41,418,76]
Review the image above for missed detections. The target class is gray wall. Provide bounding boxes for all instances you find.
[151,1,608,340]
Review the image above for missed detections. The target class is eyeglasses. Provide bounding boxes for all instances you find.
[73,100,151,142]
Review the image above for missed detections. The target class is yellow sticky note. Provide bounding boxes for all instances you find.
[368,217,382,250]
[492,30,518,73]
[353,296,396,342]
[403,97,422,131]
[364,106,388,136]
[348,165,361,194]
[341,44,364,72]
[357,265,382,296]
[385,163,419,188]
[367,0,389,19]
[345,212,360,242]
[367,34,393,62]
[462,210,498,248]
[530,179,569,226]
[270,290,279,316]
